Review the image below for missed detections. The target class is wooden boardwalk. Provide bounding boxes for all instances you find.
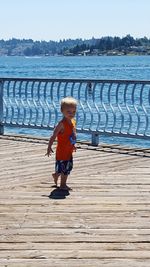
[0,135,150,267]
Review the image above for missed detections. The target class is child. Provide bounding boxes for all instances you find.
[46,96,77,190]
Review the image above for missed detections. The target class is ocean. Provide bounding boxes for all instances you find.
[1,55,150,147]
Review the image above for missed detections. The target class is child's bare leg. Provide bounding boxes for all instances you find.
[52,173,60,186]
[60,173,68,190]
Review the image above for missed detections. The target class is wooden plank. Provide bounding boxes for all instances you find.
[0,249,150,259]
[1,242,150,250]
[0,259,150,267]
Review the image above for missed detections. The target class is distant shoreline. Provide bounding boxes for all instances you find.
[1,35,150,57]
[0,53,150,57]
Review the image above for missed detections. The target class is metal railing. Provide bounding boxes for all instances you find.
[1,77,150,145]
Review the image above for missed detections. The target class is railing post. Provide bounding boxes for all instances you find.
[91,132,99,146]
[0,81,4,135]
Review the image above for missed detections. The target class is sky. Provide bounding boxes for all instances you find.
[0,0,150,41]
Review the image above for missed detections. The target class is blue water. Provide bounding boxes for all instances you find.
[1,55,150,147]
[1,55,150,80]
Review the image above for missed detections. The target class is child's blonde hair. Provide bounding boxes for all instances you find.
[61,97,77,111]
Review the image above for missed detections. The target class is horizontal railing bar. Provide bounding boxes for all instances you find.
[3,122,150,141]
[1,77,150,84]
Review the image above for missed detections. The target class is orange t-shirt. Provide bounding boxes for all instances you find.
[56,118,76,161]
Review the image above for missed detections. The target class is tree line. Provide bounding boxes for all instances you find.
[0,35,150,56]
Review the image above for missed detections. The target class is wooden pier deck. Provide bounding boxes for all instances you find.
[0,135,150,267]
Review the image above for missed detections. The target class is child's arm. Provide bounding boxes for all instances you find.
[46,122,63,157]
[71,121,77,151]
